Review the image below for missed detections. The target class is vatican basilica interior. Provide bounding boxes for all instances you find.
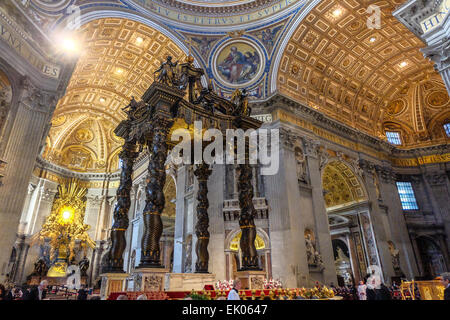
[0,0,449,301]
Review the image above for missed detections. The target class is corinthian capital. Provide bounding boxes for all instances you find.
[20,77,59,113]
[302,137,320,158]
[279,128,299,150]
[422,38,450,72]
[375,166,397,184]
[358,159,375,174]
[425,173,447,185]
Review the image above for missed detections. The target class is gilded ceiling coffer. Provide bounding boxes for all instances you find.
[102,140,139,273]
[194,163,212,273]
[104,56,262,273]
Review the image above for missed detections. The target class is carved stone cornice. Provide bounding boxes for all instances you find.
[397,173,422,184]
[35,156,121,181]
[255,94,396,153]
[392,143,450,156]
[393,0,444,38]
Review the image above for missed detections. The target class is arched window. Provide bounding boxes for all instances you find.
[396,182,418,210]
[444,123,450,137]
[386,131,402,145]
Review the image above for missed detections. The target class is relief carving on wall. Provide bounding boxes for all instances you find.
[250,275,265,290]
[144,275,163,292]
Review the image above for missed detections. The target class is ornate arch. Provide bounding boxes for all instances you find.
[224,227,270,251]
[321,160,367,209]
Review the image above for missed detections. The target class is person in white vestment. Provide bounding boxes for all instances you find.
[357,281,367,300]
[227,279,242,300]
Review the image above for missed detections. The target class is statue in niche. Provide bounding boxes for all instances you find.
[184,235,192,273]
[295,147,307,183]
[335,246,352,285]
[78,255,90,277]
[388,241,404,276]
[154,56,179,86]
[336,247,349,262]
[304,229,323,267]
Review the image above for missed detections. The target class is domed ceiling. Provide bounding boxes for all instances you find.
[43,18,187,173]
[130,0,303,26]
[277,0,450,147]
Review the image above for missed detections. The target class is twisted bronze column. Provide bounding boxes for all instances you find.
[139,118,172,268]
[238,163,260,270]
[194,163,212,273]
[102,141,138,273]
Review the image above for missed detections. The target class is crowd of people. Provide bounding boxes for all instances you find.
[2,272,449,301]
[0,280,50,300]
[330,282,399,300]
[0,280,98,300]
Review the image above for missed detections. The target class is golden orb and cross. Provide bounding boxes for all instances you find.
[31,178,95,278]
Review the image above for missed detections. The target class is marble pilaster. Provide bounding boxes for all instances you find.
[173,165,187,273]
[264,127,310,287]
[206,164,225,281]
[302,138,337,285]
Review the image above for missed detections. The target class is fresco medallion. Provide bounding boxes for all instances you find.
[213,40,264,88]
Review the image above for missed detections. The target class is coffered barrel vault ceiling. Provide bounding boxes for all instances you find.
[322,161,366,209]
[277,0,450,146]
[44,18,187,173]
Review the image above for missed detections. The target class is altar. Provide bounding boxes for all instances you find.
[164,273,216,291]
[28,276,88,286]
